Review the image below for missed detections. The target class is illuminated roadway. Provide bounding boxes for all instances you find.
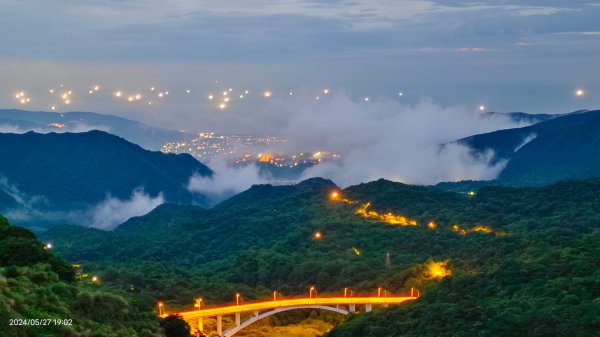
[161,295,418,337]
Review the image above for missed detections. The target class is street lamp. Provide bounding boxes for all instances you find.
[344,287,352,298]
[309,287,317,298]
[378,287,385,297]
[157,302,164,316]
[273,291,278,301]
[194,298,203,310]
[236,293,241,306]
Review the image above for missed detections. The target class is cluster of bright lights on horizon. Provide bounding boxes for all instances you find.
[8,82,590,113]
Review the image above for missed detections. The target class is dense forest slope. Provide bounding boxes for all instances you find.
[0,214,163,337]
[44,178,600,336]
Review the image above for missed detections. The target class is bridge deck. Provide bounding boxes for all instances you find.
[166,296,417,319]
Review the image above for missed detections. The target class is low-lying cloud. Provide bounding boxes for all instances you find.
[187,92,530,198]
[85,189,164,230]
[0,178,163,230]
[188,160,268,205]
[269,92,522,186]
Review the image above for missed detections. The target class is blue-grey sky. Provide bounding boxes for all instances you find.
[0,0,599,132]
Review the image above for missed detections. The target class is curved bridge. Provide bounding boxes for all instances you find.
[162,295,418,337]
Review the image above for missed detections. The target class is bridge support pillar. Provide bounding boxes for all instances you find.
[349,304,356,312]
[235,313,241,327]
[197,317,203,332]
[217,315,222,335]
[365,304,372,312]
[253,311,259,317]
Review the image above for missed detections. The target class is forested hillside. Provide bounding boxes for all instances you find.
[44,178,600,336]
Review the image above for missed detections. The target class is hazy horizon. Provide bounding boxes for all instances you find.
[1,1,599,133]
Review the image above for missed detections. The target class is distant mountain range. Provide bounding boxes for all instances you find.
[481,111,561,125]
[450,109,600,187]
[0,109,187,150]
[0,130,211,229]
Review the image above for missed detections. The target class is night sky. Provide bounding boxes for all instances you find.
[1,0,598,131]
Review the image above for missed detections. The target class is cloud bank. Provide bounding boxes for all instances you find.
[0,178,163,230]
[188,160,267,205]
[187,92,524,199]
[85,189,164,230]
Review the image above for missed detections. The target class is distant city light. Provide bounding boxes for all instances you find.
[219,103,227,110]
[323,88,330,94]
[313,231,323,240]
[479,105,486,112]
[264,91,272,98]
[398,92,404,96]
[186,89,191,94]
[115,91,122,97]
[576,89,585,97]
[364,97,370,102]
[208,94,214,100]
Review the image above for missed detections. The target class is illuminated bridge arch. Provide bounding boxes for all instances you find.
[162,296,418,337]
[222,305,349,337]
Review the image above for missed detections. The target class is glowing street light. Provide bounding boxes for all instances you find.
[263,91,272,98]
[309,286,317,298]
[344,287,352,298]
[330,191,339,200]
[377,287,387,297]
[479,105,486,112]
[158,302,164,316]
[313,231,323,240]
[576,88,585,97]
[236,293,241,305]
[194,298,203,310]
[273,291,278,301]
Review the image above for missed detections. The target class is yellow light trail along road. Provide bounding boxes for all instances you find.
[162,296,418,319]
